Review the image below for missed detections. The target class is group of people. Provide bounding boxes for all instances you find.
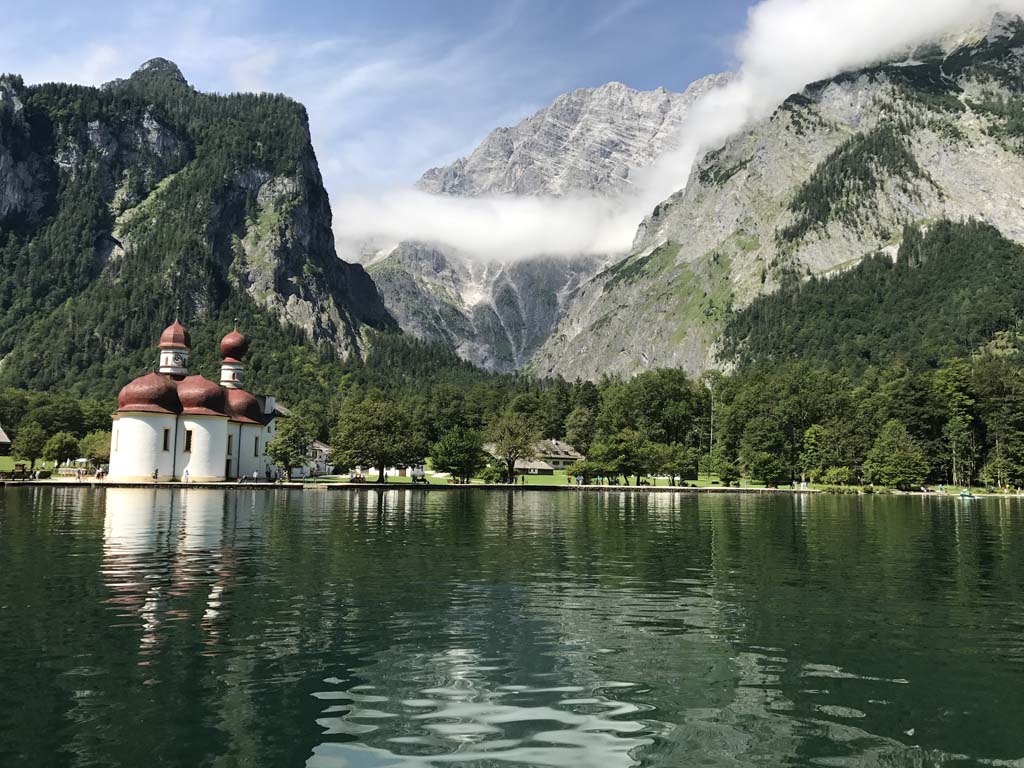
[147,468,304,484]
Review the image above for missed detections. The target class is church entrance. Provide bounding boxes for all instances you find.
[226,459,232,479]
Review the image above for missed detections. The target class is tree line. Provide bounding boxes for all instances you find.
[6,341,1024,489]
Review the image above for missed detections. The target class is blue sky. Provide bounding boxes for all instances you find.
[1,0,754,196]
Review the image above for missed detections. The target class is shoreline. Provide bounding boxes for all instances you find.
[0,478,812,493]
[1,481,1019,499]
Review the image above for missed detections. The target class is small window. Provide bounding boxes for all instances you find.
[162,428,170,452]
[254,437,260,457]
[113,428,119,452]
[227,434,234,455]
[184,430,193,453]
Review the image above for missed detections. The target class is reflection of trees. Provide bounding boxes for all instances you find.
[4,488,1024,765]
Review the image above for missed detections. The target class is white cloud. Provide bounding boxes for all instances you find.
[339,0,1024,262]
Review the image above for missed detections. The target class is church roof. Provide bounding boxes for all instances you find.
[225,388,263,424]
[0,423,10,445]
[117,372,183,414]
[159,320,191,350]
[178,375,227,416]
[220,328,249,362]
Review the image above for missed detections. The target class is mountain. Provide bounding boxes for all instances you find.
[0,59,394,397]
[368,75,731,372]
[532,15,1024,380]
[417,77,731,197]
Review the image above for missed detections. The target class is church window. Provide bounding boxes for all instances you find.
[184,430,193,453]
[227,434,234,455]
[162,429,170,451]
[254,437,260,457]
[113,428,118,452]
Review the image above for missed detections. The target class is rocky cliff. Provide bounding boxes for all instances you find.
[532,16,1024,380]
[0,59,394,395]
[417,76,731,197]
[371,75,730,372]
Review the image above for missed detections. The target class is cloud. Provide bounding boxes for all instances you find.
[335,189,647,261]
[339,0,1024,262]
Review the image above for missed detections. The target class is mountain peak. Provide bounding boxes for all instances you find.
[416,73,731,198]
[132,58,189,86]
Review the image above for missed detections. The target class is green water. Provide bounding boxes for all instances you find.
[1,488,1022,767]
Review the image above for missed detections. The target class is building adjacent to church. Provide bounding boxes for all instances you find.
[108,321,282,482]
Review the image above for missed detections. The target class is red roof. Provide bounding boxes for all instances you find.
[117,372,182,414]
[220,328,249,362]
[159,320,191,350]
[178,375,227,417]
[225,388,264,424]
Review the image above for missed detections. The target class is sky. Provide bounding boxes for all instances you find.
[0,0,753,195]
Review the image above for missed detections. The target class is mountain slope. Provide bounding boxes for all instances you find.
[532,16,1024,380]
[723,219,1024,372]
[0,59,394,396]
[370,75,730,372]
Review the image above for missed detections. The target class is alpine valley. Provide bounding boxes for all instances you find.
[364,75,730,372]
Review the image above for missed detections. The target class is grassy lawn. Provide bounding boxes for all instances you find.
[0,457,56,472]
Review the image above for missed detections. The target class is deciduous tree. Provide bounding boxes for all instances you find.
[431,427,487,484]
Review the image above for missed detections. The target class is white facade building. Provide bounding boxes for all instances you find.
[109,321,282,482]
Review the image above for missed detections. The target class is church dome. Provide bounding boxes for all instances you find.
[117,373,182,414]
[159,320,191,350]
[220,328,249,361]
[178,375,227,416]
[225,388,264,424]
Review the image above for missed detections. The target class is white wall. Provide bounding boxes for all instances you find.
[236,422,269,479]
[177,415,228,482]
[109,414,178,481]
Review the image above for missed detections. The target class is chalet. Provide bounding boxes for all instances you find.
[0,423,10,456]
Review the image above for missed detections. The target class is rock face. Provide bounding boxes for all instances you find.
[373,75,730,371]
[0,60,393,393]
[370,243,604,371]
[532,16,1024,380]
[418,76,731,197]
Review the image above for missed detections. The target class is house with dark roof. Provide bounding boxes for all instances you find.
[484,439,584,476]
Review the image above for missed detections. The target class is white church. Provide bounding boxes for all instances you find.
[108,321,282,482]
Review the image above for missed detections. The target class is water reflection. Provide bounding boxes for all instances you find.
[1,488,1024,766]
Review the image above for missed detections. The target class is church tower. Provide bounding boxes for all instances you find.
[157,320,191,377]
[219,325,249,389]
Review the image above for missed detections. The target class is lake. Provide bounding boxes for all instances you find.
[0,487,1022,767]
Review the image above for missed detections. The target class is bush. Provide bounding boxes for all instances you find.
[478,465,506,484]
[821,466,854,486]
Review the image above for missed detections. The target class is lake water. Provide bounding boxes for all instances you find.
[1,487,1023,767]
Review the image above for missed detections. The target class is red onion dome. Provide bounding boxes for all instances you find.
[220,328,249,361]
[117,373,182,414]
[225,388,264,424]
[177,375,227,417]
[159,320,191,350]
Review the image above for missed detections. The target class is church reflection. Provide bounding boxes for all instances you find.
[101,487,274,664]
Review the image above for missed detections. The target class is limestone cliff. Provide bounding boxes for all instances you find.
[0,60,393,394]
[532,16,1024,380]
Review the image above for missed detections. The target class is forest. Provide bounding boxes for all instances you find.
[4,324,1024,490]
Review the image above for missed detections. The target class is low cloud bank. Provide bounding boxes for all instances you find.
[336,0,1024,263]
